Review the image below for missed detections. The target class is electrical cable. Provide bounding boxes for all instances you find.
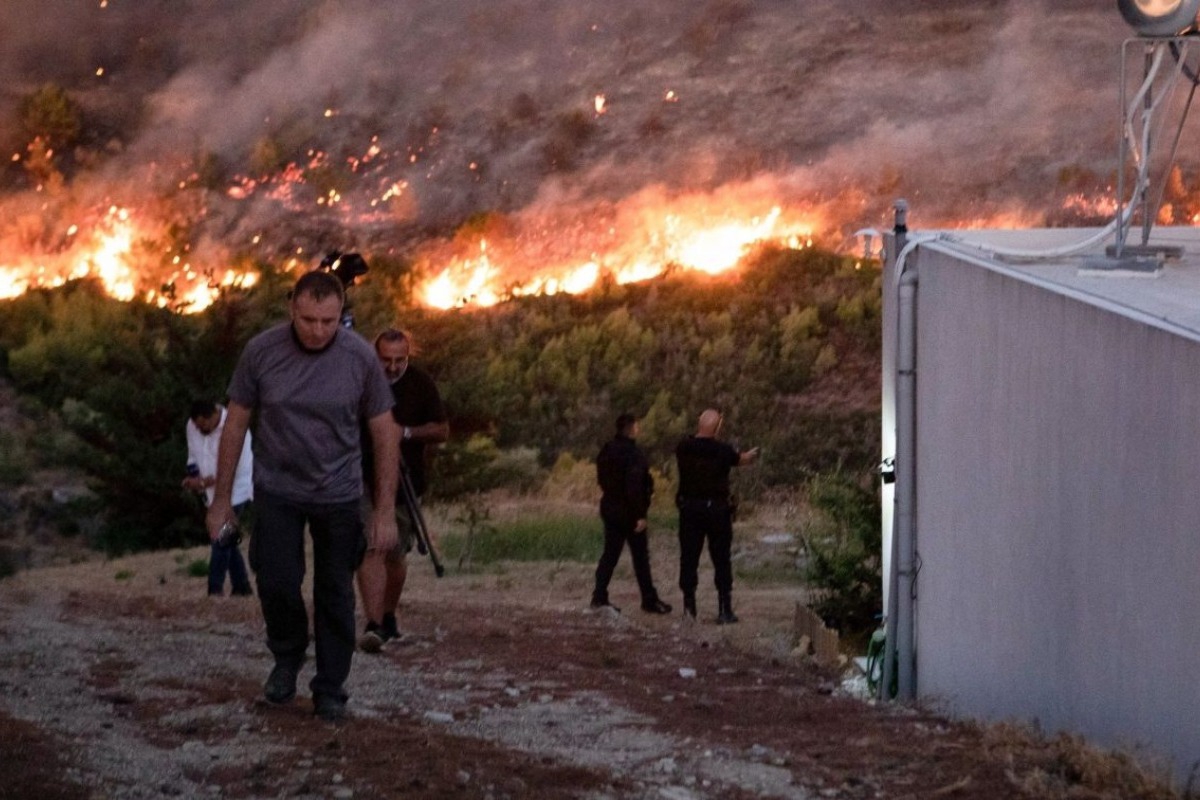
[1169,39,1200,84]
[1124,43,1170,172]
[946,41,1181,262]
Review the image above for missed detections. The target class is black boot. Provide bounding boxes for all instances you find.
[716,594,739,625]
[641,597,673,614]
[590,592,620,613]
[683,593,697,619]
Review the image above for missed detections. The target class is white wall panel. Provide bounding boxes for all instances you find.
[906,245,1200,778]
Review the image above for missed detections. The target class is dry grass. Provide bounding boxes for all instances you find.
[982,722,1189,799]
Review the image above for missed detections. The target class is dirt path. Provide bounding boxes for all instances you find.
[0,548,1173,800]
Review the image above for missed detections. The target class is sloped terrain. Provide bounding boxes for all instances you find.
[0,547,1179,800]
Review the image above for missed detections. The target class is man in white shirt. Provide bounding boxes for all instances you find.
[184,400,254,597]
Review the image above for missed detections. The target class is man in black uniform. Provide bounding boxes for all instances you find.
[356,328,449,652]
[675,408,759,623]
[591,413,671,614]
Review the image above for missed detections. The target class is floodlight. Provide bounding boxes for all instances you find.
[1118,0,1200,36]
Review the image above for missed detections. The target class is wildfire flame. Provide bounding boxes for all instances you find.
[418,204,819,310]
[0,206,256,312]
[0,145,1143,317]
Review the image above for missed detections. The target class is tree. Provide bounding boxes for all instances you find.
[18,84,83,149]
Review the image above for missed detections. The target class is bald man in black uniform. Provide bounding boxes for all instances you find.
[674,408,758,623]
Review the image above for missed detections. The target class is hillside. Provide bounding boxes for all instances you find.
[0,1,1162,306]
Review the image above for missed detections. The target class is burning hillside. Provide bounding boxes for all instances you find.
[0,0,1191,310]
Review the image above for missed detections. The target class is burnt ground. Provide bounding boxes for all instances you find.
[0,548,1181,800]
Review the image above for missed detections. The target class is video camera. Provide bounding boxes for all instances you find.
[318,250,369,288]
[317,251,369,329]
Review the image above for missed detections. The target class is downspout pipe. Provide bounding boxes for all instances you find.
[894,263,918,701]
[881,199,918,702]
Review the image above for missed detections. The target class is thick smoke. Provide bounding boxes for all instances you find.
[0,0,1179,290]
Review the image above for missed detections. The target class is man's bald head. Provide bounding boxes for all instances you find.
[696,408,722,438]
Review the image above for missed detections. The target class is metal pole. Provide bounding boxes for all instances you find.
[1141,45,1155,246]
[880,198,910,702]
[1114,40,1132,258]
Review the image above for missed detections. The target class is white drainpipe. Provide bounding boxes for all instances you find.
[894,264,918,701]
[882,199,919,702]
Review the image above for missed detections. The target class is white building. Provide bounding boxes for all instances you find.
[881,226,1200,781]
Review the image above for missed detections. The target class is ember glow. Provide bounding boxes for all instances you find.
[0,177,1133,315]
[417,201,821,310]
[0,206,257,313]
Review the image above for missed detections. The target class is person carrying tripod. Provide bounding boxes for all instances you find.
[356,328,449,652]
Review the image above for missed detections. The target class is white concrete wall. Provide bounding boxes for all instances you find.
[908,247,1200,778]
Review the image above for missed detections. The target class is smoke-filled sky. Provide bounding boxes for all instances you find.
[0,0,1186,302]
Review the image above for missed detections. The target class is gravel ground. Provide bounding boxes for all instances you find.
[0,546,1180,800]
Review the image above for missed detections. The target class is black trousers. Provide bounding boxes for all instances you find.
[592,514,659,605]
[677,500,734,598]
[250,490,365,703]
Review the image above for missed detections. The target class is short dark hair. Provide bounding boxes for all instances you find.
[292,270,345,305]
[616,413,637,435]
[189,399,218,421]
[376,331,420,357]
[375,327,410,348]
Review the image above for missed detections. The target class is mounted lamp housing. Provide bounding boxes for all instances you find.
[1119,0,1200,36]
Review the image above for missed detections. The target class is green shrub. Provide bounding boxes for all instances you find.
[18,83,83,148]
[803,472,881,637]
[433,436,545,498]
[0,432,31,485]
[541,452,597,503]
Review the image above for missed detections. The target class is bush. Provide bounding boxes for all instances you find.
[432,436,545,498]
[541,452,598,504]
[18,84,82,149]
[0,432,31,485]
[803,472,881,637]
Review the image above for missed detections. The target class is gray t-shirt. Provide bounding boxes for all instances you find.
[228,322,394,504]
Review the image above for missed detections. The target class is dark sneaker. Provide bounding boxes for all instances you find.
[358,623,384,654]
[263,662,299,705]
[589,599,621,613]
[381,613,400,642]
[641,599,673,614]
[313,694,347,723]
[682,595,697,619]
[231,587,254,597]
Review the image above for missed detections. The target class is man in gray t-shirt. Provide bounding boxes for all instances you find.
[207,269,399,723]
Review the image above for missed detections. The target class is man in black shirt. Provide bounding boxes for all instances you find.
[356,328,449,652]
[591,414,671,615]
[675,408,759,623]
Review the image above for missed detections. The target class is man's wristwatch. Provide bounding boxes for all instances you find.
[402,426,412,440]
